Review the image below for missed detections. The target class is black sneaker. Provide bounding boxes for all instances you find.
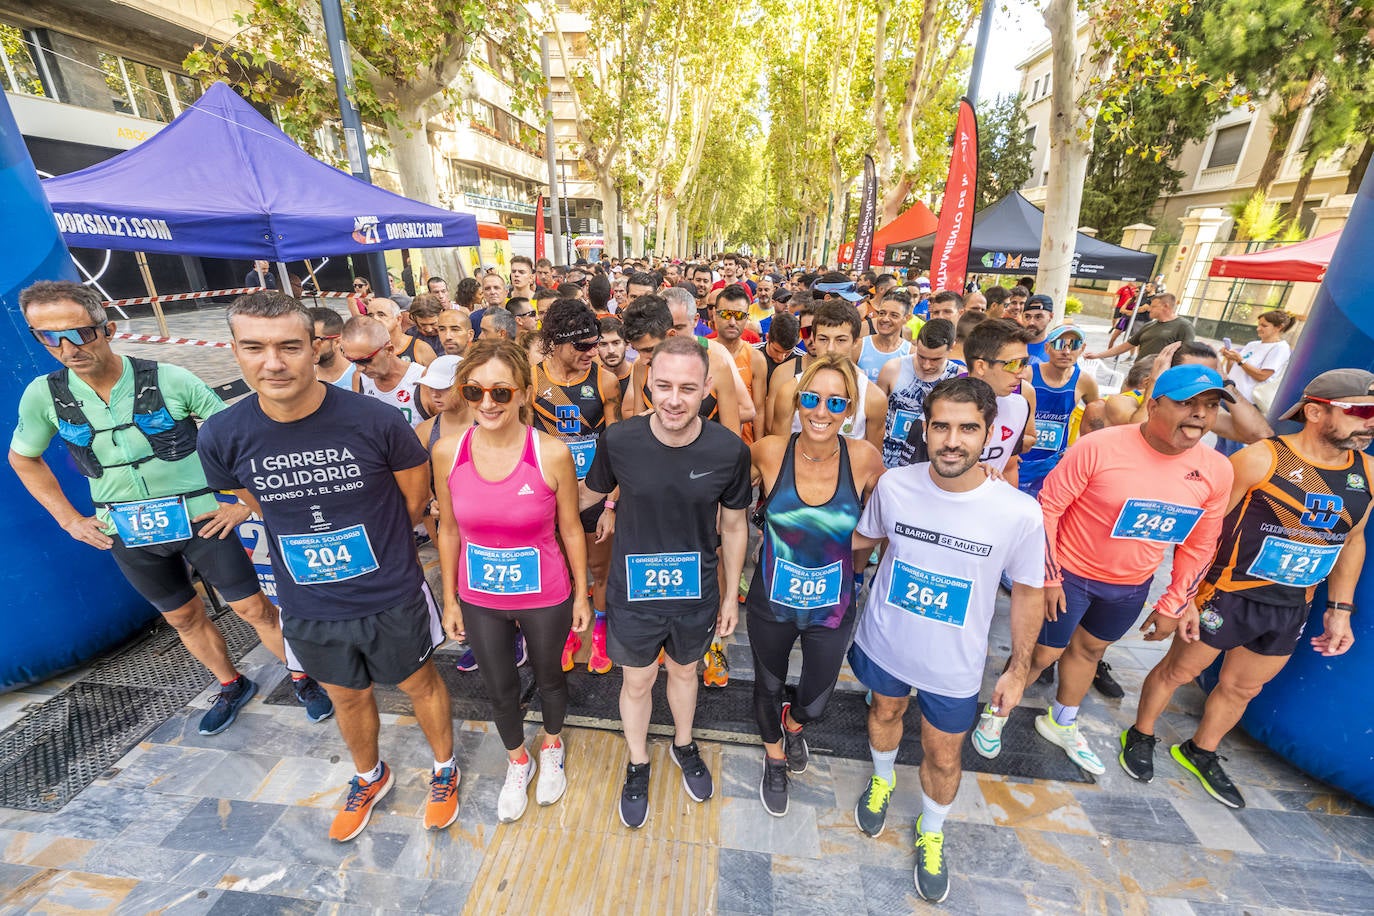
[780,702,809,774]
[760,756,789,817]
[670,741,714,802]
[913,814,949,903]
[1118,726,1158,782]
[619,761,651,828]
[198,675,258,736]
[1172,740,1245,808]
[292,675,335,723]
[1036,662,1056,686]
[1093,660,1125,698]
[854,774,894,838]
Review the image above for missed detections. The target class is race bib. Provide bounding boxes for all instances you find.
[626,552,702,601]
[109,495,192,547]
[769,558,843,610]
[1034,420,1066,452]
[886,560,973,627]
[278,524,380,585]
[891,408,919,442]
[568,438,597,481]
[1246,536,1342,587]
[1110,499,1203,544]
[465,543,541,595]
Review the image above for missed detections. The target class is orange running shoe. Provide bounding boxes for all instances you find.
[561,630,582,672]
[702,640,728,688]
[330,762,393,842]
[588,613,612,675]
[424,765,461,830]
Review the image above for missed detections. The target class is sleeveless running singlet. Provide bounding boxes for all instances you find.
[857,336,911,383]
[979,392,1030,471]
[1020,363,1080,489]
[329,362,357,390]
[532,361,610,480]
[448,426,572,609]
[396,336,422,364]
[358,362,427,428]
[885,358,961,468]
[791,367,869,441]
[1208,436,1373,606]
[747,435,861,629]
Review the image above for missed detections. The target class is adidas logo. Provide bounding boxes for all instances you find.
[517,483,535,496]
[1184,470,1204,481]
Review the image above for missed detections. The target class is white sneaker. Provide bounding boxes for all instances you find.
[971,712,1008,759]
[1034,709,1106,775]
[536,741,567,806]
[497,755,536,822]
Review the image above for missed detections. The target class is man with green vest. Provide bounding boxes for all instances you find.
[8,280,331,734]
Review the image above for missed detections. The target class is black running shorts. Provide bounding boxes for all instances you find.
[1196,585,1309,657]
[109,519,261,614]
[606,601,717,669]
[281,584,444,689]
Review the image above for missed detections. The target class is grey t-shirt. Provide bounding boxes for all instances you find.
[1129,316,1195,359]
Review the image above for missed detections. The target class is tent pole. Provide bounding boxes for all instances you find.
[134,251,169,338]
[303,260,323,303]
[275,261,292,296]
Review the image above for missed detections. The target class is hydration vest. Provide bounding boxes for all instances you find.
[46,358,200,479]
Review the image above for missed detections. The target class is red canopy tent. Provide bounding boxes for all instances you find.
[871,203,938,266]
[1207,231,1340,283]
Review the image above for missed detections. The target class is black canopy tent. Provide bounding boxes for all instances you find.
[884,192,1157,281]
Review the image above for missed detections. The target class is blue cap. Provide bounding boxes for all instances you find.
[1045,324,1084,343]
[1153,365,1235,403]
[812,280,864,302]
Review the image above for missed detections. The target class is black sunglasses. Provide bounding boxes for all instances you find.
[571,336,601,352]
[30,325,106,348]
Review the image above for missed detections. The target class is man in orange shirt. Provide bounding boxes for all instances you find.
[972,365,1234,774]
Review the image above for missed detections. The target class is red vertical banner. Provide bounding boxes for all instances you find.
[534,195,546,263]
[931,98,979,293]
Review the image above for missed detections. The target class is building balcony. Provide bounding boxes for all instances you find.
[1194,164,1239,190]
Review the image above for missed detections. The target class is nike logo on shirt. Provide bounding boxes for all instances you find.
[689,470,712,480]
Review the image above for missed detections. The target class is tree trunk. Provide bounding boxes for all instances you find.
[1253,114,1299,198]
[598,173,620,260]
[386,114,462,282]
[1345,139,1372,194]
[871,5,892,210]
[1286,163,1316,229]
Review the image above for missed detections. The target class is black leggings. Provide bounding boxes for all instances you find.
[461,596,573,750]
[749,603,856,744]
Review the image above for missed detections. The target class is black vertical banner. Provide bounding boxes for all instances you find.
[852,154,877,271]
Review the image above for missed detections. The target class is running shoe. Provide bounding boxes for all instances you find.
[1118,726,1158,783]
[913,815,949,903]
[1036,662,1056,686]
[1093,660,1124,698]
[198,675,258,736]
[619,761,651,829]
[971,711,1008,760]
[855,774,894,838]
[780,702,809,774]
[561,631,582,673]
[291,675,334,723]
[1034,708,1106,775]
[455,644,479,672]
[329,762,393,842]
[670,740,714,802]
[497,754,537,823]
[424,765,461,830]
[536,741,567,806]
[1172,740,1245,808]
[702,640,729,688]
[514,631,529,668]
[588,615,612,675]
[760,756,789,817]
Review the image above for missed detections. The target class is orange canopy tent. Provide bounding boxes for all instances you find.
[871,202,938,266]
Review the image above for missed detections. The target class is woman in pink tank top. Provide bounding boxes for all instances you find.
[432,339,589,822]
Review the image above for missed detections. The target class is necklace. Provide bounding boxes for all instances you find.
[798,443,840,463]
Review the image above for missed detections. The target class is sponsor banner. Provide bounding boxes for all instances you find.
[851,155,878,271]
[931,98,978,293]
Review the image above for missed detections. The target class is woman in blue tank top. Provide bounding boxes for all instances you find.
[747,354,886,817]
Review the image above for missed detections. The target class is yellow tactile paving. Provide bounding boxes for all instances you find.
[463,728,721,916]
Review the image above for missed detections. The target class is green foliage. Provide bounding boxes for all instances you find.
[975,94,1035,211]
[1227,191,1305,241]
[1064,295,1083,315]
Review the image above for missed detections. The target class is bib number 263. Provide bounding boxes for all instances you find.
[626,553,702,601]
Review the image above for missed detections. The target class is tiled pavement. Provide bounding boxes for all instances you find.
[3,308,1372,913]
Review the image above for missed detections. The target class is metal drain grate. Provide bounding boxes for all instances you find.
[0,607,262,812]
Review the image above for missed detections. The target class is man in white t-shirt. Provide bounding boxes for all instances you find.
[848,376,1045,903]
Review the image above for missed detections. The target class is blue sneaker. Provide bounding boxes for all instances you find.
[455,644,479,672]
[514,631,528,668]
[198,675,258,735]
[292,675,334,723]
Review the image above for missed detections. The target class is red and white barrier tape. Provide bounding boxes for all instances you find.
[101,287,350,307]
[114,332,232,349]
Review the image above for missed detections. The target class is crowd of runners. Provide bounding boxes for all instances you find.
[9,256,1370,903]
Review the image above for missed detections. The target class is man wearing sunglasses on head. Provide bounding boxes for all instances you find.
[1019,325,1100,498]
[198,290,458,842]
[1120,369,1373,806]
[947,319,1037,486]
[9,281,333,736]
[343,316,430,429]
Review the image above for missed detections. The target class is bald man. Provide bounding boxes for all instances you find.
[341,316,429,428]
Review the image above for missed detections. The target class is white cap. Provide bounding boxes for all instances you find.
[418,354,462,388]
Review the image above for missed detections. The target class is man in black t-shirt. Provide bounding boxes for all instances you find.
[199,291,458,844]
[586,334,752,830]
